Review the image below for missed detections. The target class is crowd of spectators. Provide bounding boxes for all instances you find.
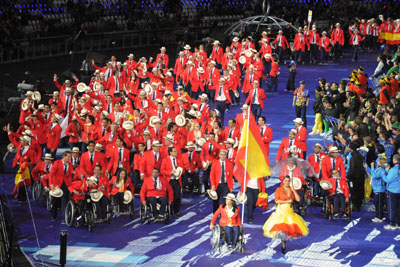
[2,0,400,46]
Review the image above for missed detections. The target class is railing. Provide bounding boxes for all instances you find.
[0,26,216,64]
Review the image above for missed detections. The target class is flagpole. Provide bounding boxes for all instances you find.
[241,102,251,224]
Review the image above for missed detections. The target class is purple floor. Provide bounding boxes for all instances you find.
[2,50,400,267]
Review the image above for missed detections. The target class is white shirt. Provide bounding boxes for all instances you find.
[247,178,259,189]
[225,206,234,227]
[216,86,227,102]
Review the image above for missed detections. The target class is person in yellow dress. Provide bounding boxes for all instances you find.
[263,175,309,253]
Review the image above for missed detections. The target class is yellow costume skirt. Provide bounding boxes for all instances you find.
[263,203,309,240]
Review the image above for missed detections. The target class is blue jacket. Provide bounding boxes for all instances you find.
[368,166,386,193]
[381,164,400,193]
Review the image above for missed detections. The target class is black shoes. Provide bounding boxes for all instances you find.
[281,246,286,254]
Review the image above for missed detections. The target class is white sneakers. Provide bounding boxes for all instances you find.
[371,217,385,223]
[384,224,398,230]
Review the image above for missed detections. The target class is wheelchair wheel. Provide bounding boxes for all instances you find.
[106,204,112,224]
[85,211,94,233]
[165,205,171,224]
[129,203,134,219]
[210,225,221,251]
[46,193,52,211]
[65,201,75,227]
[238,226,245,254]
[140,203,147,223]
[32,181,42,201]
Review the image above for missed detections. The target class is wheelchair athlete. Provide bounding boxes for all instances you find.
[108,168,135,217]
[68,176,98,214]
[210,193,241,250]
[93,164,110,221]
[140,168,173,222]
[323,169,349,219]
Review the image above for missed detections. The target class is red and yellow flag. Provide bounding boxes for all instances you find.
[233,116,271,185]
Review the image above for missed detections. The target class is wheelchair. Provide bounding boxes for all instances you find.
[139,201,171,224]
[111,196,135,219]
[210,224,245,253]
[65,191,99,232]
[305,177,323,206]
[32,181,43,201]
[322,194,352,222]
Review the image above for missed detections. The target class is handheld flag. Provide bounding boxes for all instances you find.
[233,115,271,185]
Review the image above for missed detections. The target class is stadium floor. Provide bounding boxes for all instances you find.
[2,50,400,267]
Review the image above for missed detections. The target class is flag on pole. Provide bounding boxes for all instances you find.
[233,116,271,184]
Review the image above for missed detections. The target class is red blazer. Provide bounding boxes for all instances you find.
[242,72,260,94]
[107,146,131,174]
[96,175,110,199]
[49,160,73,188]
[68,179,91,203]
[174,57,187,81]
[223,126,241,142]
[239,177,266,193]
[65,122,81,143]
[140,150,163,178]
[295,125,308,152]
[211,46,223,64]
[8,134,36,168]
[321,156,346,180]
[308,32,320,45]
[235,112,247,129]
[109,176,134,195]
[160,156,185,186]
[331,28,345,45]
[31,161,52,183]
[272,34,289,49]
[190,71,206,92]
[307,152,327,180]
[140,176,173,202]
[349,32,364,46]
[156,53,169,68]
[269,61,279,77]
[200,141,220,163]
[259,125,273,155]
[182,151,201,174]
[319,36,331,52]
[206,67,220,91]
[245,88,266,109]
[91,125,110,141]
[276,138,301,162]
[133,152,145,171]
[211,205,241,226]
[293,35,309,51]
[214,84,232,104]
[19,99,33,124]
[259,43,272,58]
[80,151,107,176]
[323,176,349,197]
[210,159,233,191]
[47,124,62,150]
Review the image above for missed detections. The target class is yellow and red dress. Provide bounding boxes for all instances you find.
[262,186,309,240]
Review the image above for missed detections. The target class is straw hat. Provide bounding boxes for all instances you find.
[123,190,133,204]
[224,193,237,202]
[91,190,103,202]
[293,118,304,124]
[320,180,333,190]
[185,141,196,148]
[44,153,53,160]
[207,189,218,200]
[292,177,302,190]
[236,192,247,204]
[50,187,64,198]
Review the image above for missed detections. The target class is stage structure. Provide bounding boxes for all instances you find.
[224,0,298,40]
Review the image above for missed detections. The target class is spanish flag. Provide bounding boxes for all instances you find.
[233,114,271,184]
